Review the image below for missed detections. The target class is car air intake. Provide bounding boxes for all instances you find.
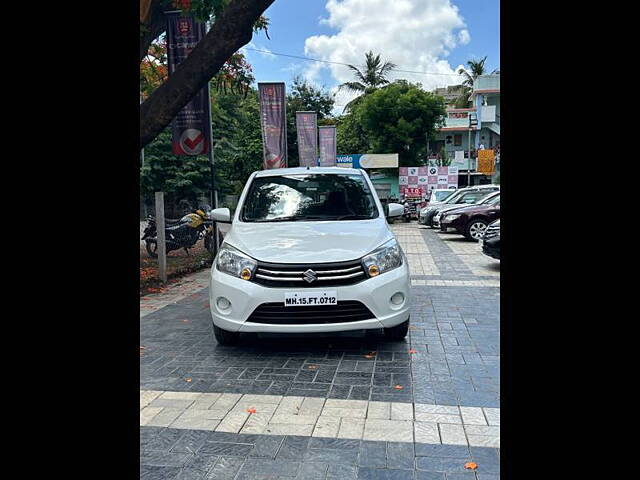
[252,259,367,288]
[484,223,500,240]
[246,301,375,325]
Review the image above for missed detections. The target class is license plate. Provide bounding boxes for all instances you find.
[284,291,337,307]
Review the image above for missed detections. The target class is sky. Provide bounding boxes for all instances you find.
[241,0,500,112]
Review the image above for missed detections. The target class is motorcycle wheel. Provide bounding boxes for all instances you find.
[145,241,158,258]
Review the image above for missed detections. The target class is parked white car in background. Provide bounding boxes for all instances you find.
[208,167,411,345]
[418,188,456,224]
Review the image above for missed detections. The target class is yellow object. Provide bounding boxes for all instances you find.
[240,268,252,280]
[184,213,204,228]
[368,265,380,277]
[477,149,495,175]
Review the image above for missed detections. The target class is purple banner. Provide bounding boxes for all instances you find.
[318,126,337,166]
[258,82,287,169]
[166,12,211,156]
[296,112,317,167]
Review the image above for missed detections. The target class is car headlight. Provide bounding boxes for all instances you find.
[216,243,257,280]
[362,238,403,277]
[444,214,461,221]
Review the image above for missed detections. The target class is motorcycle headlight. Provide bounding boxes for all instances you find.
[362,238,403,278]
[216,244,257,280]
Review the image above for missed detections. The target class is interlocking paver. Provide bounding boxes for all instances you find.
[140,223,500,478]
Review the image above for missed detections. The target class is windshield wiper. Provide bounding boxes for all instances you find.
[333,214,373,220]
[259,215,330,222]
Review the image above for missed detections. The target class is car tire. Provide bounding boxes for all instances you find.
[384,318,409,341]
[213,324,240,345]
[465,218,489,241]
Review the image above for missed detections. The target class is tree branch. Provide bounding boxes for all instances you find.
[140,0,275,148]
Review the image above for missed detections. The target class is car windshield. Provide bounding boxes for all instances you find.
[241,173,379,222]
[433,190,455,201]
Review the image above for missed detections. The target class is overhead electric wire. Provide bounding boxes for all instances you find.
[244,47,466,77]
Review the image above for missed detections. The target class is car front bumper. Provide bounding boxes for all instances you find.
[481,238,500,259]
[209,263,411,333]
[440,217,465,233]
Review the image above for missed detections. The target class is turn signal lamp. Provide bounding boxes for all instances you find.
[240,268,252,280]
[368,265,380,277]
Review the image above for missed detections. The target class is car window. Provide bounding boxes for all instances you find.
[434,190,455,201]
[459,192,486,203]
[241,173,379,222]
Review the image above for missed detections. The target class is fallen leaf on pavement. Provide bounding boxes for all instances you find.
[308,365,317,370]
[408,349,417,354]
[464,462,478,470]
[247,407,256,414]
[185,378,192,383]
[394,385,403,390]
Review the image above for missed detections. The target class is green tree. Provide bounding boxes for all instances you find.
[140,129,213,208]
[338,51,397,112]
[336,107,369,154]
[212,88,264,193]
[357,80,446,167]
[455,56,487,108]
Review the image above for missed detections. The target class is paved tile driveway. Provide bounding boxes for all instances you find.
[140,223,500,479]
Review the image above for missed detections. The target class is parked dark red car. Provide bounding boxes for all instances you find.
[439,193,500,241]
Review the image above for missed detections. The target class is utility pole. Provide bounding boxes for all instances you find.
[468,113,478,187]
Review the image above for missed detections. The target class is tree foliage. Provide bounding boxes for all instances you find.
[355,80,446,167]
[338,51,397,113]
[455,56,487,108]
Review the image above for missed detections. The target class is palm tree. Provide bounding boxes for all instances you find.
[338,51,397,112]
[455,56,487,108]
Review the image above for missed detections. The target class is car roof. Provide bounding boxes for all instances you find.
[456,184,500,192]
[253,167,363,177]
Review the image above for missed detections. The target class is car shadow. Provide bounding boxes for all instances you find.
[225,330,408,351]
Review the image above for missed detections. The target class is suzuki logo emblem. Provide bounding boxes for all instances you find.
[303,269,317,283]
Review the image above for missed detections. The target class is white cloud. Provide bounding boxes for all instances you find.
[458,29,471,45]
[304,0,470,96]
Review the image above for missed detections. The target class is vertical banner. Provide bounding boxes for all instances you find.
[318,125,337,166]
[258,82,288,169]
[296,112,317,167]
[166,12,211,156]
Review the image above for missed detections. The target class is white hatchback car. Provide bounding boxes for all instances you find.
[208,167,411,345]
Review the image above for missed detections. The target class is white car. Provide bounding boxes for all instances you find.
[207,167,411,345]
[418,188,456,224]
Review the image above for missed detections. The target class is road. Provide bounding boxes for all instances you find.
[140,222,500,479]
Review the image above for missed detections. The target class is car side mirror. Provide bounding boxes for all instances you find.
[210,208,231,223]
[387,203,404,218]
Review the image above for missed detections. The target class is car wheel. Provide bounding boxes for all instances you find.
[465,218,489,241]
[384,318,409,341]
[213,324,240,345]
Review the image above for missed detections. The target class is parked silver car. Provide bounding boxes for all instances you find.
[420,185,500,227]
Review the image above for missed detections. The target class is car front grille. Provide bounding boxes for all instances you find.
[484,223,500,240]
[252,259,367,288]
[246,301,375,324]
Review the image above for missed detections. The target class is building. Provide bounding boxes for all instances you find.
[430,74,500,187]
[432,84,466,107]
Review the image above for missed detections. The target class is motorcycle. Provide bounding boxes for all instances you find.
[142,207,217,258]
